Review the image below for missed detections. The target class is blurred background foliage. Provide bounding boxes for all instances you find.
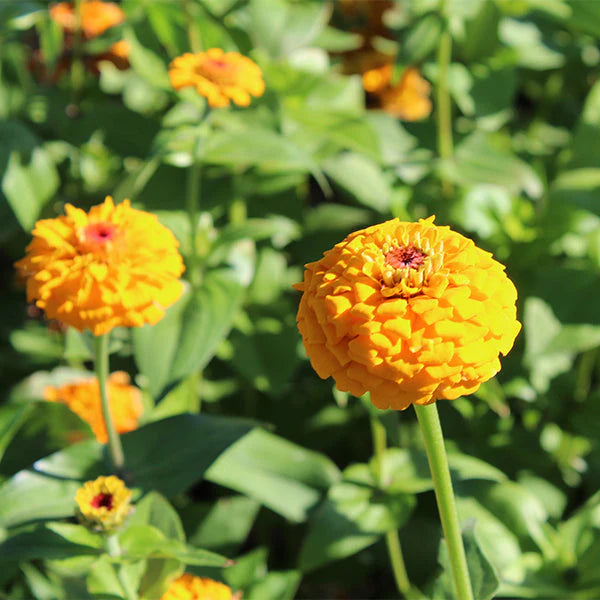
[1,0,600,598]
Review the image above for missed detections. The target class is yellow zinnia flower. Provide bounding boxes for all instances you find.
[294,217,521,410]
[44,372,143,443]
[75,475,132,531]
[160,574,233,600]
[15,196,184,336]
[168,48,265,108]
[50,1,125,39]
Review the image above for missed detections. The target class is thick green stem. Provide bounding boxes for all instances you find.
[186,159,202,288]
[436,3,453,197]
[94,334,125,472]
[414,403,473,600]
[370,416,420,600]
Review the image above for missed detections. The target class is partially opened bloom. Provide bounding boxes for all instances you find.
[168,48,265,108]
[295,217,521,410]
[44,372,143,443]
[75,475,132,531]
[160,574,232,600]
[50,0,125,39]
[15,196,184,335]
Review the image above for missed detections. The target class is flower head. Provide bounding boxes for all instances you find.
[75,475,132,531]
[295,217,521,410]
[15,197,184,335]
[160,574,232,600]
[363,65,432,121]
[168,48,265,108]
[44,371,143,443]
[50,0,125,39]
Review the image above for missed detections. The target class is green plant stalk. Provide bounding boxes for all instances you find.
[414,403,473,600]
[370,416,420,600]
[436,8,453,196]
[186,158,202,288]
[94,334,125,472]
[70,0,86,100]
[106,534,136,600]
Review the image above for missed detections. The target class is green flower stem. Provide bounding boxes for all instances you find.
[414,403,473,600]
[370,416,420,600]
[70,0,86,101]
[106,534,136,600]
[94,334,125,473]
[436,2,454,197]
[186,157,202,288]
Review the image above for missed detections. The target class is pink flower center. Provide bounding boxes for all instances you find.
[83,222,117,244]
[385,246,426,269]
[91,492,113,510]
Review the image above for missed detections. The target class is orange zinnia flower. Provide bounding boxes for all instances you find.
[363,65,432,121]
[75,475,132,530]
[168,48,265,108]
[294,217,521,411]
[50,0,125,39]
[44,372,143,443]
[15,196,184,335]
[160,574,233,600]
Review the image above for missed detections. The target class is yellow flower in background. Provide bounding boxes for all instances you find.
[44,372,143,443]
[160,574,233,600]
[75,475,132,531]
[15,196,184,336]
[295,217,521,410]
[50,0,125,39]
[168,48,265,108]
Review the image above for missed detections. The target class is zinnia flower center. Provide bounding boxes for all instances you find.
[83,222,117,244]
[384,245,426,269]
[91,492,113,510]
[197,58,238,84]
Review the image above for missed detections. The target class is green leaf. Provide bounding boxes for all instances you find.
[134,270,245,399]
[121,414,255,496]
[298,471,414,571]
[0,522,102,562]
[118,525,229,566]
[187,496,260,555]
[433,523,500,600]
[245,570,302,600]
[206,428,341,522]
[2,146,59,230]
[0,403,32,463]
[123,27,170,89]
[128,492,185,543]
[323,152,391,213]
[204,129,319,174]
[399,14,442,64]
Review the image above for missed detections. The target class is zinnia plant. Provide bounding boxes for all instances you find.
[295,216,521,600]
[16,197,184,472]
[160,574,233,600]
[75,475,132,532]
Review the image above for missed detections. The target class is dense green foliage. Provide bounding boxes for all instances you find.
[1,0,600,598]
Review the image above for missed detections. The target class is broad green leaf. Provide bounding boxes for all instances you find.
[123,27,170,89]
[118,525,229,566]
[128,492,185,543]
[206,428,341,522]
[433,524,500,600]
[298,472,414,571]
[0,403,32,462]
[245,570,302,600]
[323,152,391,213]
[0,522,102,562]
[2,146,59,230]
[134,270,245,398]
[399,13,442,64]
[121,414,255,496]
[187,496,260,555]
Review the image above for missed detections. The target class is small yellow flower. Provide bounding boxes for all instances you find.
[75,475,132,531]
[160,574,233,600]
[44,372,143,444]
[294,217,521,410]
[15,196,184,336]
[50,1,125,39]
[168,48,265,108]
